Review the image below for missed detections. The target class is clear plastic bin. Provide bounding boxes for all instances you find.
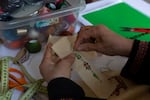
[0,0,85,49]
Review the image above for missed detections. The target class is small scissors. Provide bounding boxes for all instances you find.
[120,27,150,39]
[8,68,27,91]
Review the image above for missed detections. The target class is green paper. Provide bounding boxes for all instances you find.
[83,2,150,41]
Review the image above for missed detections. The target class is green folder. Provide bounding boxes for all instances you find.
[82,2,150,41]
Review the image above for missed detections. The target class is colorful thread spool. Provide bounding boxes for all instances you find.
[25,40,42,53]
[45,2,57,10]
[0,8,4,14]
[4,37,29,49]
[0,13,13,21]
[65,14,76,24]
[55,0,65,9]
[2,28,29,49]
[3,29,21,41]
[45,0,65,10]
[1,0,23,13]
[38,7,51,15]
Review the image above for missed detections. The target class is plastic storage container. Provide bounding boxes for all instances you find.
[0,0,85,49]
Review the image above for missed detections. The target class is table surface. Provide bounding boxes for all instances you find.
[0,0,150,99]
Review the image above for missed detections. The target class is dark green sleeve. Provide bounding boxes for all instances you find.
[121,40,150,85]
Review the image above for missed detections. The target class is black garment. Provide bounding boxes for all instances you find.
[47,77,106,100]
[47,40,150,99]
[121,40,150,85]
[47,77,84,100]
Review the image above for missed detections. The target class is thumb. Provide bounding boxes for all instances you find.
[42,43,53,63]
[77,43,97,51]
[59,54,75,67]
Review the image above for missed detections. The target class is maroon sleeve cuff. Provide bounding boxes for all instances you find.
[121,40,150,85]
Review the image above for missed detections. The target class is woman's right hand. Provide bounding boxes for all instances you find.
[74,25,133,57]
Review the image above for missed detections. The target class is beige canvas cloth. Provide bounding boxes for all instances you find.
[30,35,150,100]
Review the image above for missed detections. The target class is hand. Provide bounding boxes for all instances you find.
[74,25,133,57]
[39,43,75,82]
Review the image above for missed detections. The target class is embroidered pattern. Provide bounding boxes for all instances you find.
[109,76,127,96]
[75,53,101,81]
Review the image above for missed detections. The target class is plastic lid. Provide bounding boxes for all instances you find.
[0,0,86,30]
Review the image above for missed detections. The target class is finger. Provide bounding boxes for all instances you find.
[41,43,55,64]
[80,26,93,31]
[43,43,52,59]
[77,43,97,51]
[74,26,94,50]
[58,53,75,67]
[74,33,84,49]
[39,43,54,75]
[74,31,90,50]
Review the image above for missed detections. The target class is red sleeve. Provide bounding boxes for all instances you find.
[121,40,150,85]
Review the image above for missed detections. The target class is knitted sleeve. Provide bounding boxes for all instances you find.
[121,40,150,85]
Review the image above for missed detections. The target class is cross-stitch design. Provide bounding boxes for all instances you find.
[75,53,101,81]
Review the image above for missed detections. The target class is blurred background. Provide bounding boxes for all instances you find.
[144,0,150,3]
